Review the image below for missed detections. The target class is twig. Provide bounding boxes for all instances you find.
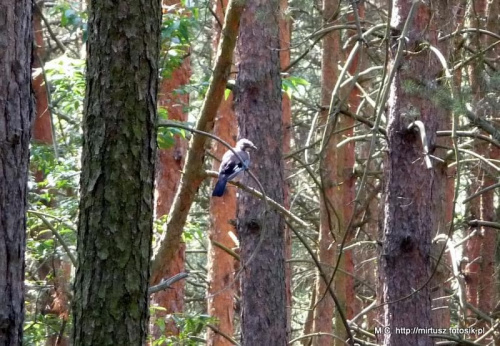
[148,272,189,295]
[212,240,240,261]
[30,212,77,266]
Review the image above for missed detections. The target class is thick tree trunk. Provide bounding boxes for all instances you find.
[379,1,447,345]
[0,1,33,344]
[72,1,161,345]
[206,2,237,344]
[234,0,287,344]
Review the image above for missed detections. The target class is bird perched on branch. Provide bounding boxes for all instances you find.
[212,139,257,197]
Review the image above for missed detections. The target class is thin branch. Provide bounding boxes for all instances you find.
[206,324,239,345]
[467,219,500,230]
[148,272,189,295]
[29,212,77,266]
[463,182,500,203]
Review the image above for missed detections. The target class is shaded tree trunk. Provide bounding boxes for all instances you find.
[234,0,287,344]
[72,1,161,345]
[0,0,33,344]
[378,1,447,345]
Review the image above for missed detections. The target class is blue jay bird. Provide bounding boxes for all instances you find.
[212,139,257,197]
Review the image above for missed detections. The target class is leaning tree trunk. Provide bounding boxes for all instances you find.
[379,1,448,345]
[72,1,161,345]
[234,0,287,344]
[0,1,33,344]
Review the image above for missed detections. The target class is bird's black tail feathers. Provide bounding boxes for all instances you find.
[212,178,227,197]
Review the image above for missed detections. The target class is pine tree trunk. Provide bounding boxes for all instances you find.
[0,1,33,344]
[150,0,190,337]
[234,0,287,343]
[312,0,343,343]
[72,1,161,345]
[379,1,447,345]
[206,2,237,344]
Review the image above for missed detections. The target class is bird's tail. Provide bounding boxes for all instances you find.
[212,178,227,197]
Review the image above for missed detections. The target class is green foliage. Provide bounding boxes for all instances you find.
[157,109,189,149]
[282,75,310,99]
[150,314,215,346]
[159,5,196,79]
[51,2,88,40]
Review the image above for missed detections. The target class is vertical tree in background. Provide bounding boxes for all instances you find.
[32,3,53,148]
[207,1,237,345]
[312,0,346,343]
[234,0,287,343]
[279,0,293,338]
[379,1,447,345]
[150,0,190,338]
[0,0,33,344]
[464,0,499,330]
[72,0,161,344]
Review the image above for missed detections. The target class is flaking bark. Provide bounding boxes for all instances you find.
[72,1,161,345]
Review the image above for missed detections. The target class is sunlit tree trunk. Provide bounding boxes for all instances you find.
[206,1,237,344]
[0,1,33,344]
[72,0,161,344]
[149,0,190,338]
[33,4,53,147]
[378,1,447,345]
[235,0,287,343]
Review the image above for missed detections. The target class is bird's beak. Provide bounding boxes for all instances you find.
[251,144,258,150]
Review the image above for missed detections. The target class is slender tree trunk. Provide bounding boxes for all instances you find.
[206,1,237,344]
[72,1,161,345]
[379,1,447,345]
[312,0,343,343]
[464,0,499,332]
[279,0,293,339]
[0,1,33,344]
[33,4,53,146]
[150,0,190,338]
[235,0,287,343]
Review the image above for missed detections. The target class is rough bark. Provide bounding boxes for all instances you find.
[379,1,447,345]
[150,0,190,338]
[0,0,33,344]
[235,0,287,344]
[151,0,246,279]
[71,1,161,345]
[206,1,237,345]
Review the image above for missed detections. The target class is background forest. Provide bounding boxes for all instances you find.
[1,0,499,345]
